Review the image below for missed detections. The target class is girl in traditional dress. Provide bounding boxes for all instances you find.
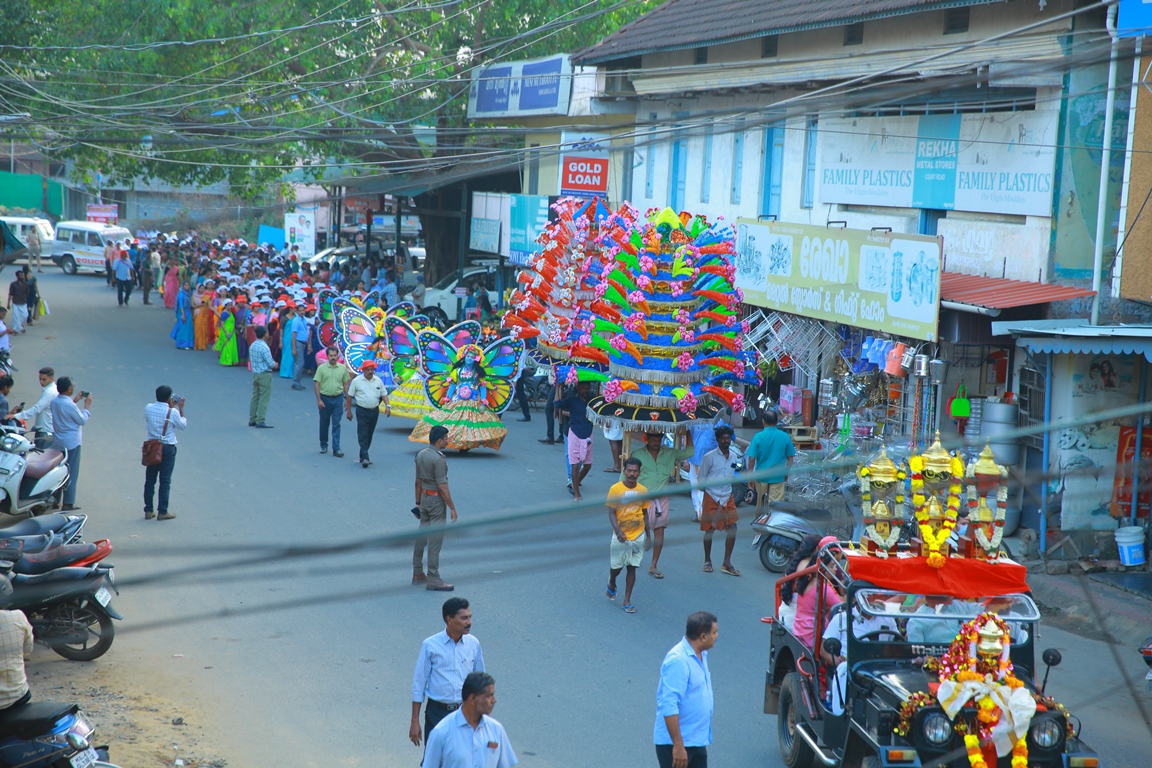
[214,296,239,366]
[192,285,212,350]
[279,306,296,379]
[234,297,250,365]
[171,281,194,350]
[163,261,181,309]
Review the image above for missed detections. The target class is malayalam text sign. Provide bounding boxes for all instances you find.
[86,204,118,223]
[734,219,942,341]
[467,55,573,118]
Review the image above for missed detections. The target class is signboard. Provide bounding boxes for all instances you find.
[818,111,1059,217]
[1118,0,1152,38]
[936,218,1049,282]
[370,214,421,236]
[469,217,501,254]
[284,211,316,259]
[257,224,286,250]
[509,195,552,265]
[734,219,942,341]
[559,131,610,198]
[1112,426,1152,518]
[86,204,118,223]
[467,55,573,119]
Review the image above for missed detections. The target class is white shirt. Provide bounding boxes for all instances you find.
[15,382,56,432]
[0,322,9,352]
[346,374,388,409]
[697,446,737,503]
[144,402,187,445]
[422,709,517,768]
[412,631,485,704]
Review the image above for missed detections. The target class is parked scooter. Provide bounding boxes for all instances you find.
[1,562,120,661]
[1140,635,1152,688]
[0,430,70,517]
[750,478,861,571]
[0,697,121,768]
[0,537,112,575]
[0,513,87,545]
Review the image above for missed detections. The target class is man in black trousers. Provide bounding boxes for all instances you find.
[344,360,390,468]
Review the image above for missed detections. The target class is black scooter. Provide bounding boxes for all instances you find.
[0,560,120,661]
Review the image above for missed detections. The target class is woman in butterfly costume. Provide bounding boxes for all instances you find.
[409,331,524,451]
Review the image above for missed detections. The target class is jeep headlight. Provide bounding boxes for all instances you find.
[1030,717,1064,749]
[922,712,952,746]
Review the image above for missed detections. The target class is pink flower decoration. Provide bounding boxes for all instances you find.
[725,314,738,327]
[458,385,473,400]
[678,392,698,415]
[636,275,651,290]
[603,379,624,403]
[676,352,694,370]
[735,288,745,302]
[623,314,643,331]
[639,255,656,273]
[610,334,628,351]
[733,393,746,413]
[740,319,751,333]
[671,282,684,298]
[578,333,592,347]
[628,290,645,304]
[595,283,607,298]
[681,328,696,343]
[566,367,579,385]
[674,309,690,324]
[733,361,746,380]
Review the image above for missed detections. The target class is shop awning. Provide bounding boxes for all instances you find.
[939,273,1096,315]
[989,319,1152,361]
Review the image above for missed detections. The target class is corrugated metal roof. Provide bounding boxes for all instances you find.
[1020,337,1152,360]
[940,272,1095,310]
[576,0,1001,64]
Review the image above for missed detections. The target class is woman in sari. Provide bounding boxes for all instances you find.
[163,261,181,309]
[279,306,296,380]
[234,297,250,365]
[214,296,239,366]
[171,281,194,350]
[192,285,212,350]
[203,281,218,346]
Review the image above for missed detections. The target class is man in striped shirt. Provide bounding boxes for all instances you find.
[248,325,277,428]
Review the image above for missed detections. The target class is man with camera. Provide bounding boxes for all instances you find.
[48,377,90,512]
[143,386,187,520]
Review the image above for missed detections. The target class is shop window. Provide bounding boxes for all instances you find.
[761,35,779,58]
[694,47,708,65]
[731,118,745,205]
[761,125,784,219]
[1017,366,1047,451]
[802,118,818,209]
[645,113,657,199]
[701,124,714,203]
[844,23,864,46]
[527,144,540,195]
[944,7,970,35]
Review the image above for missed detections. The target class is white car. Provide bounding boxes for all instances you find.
[51,221,132,275]
[421,267,500,323]
[0,216,53,246]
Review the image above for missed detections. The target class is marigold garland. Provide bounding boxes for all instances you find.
[858,465,906,551]
[908,454,965,568]
[893,692,935,737]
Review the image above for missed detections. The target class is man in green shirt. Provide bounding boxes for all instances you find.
[624,431,694,578]
[313,346,351,457]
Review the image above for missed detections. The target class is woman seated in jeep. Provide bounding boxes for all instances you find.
[781,535,841,649]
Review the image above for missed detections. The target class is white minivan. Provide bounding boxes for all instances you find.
[0,217,54,247]
[51,221,132,275]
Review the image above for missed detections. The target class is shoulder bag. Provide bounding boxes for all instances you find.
[142,407,172,466]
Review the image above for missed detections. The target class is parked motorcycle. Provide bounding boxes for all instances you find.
[0,431,70,517]
[750,504,824,571]
[0,538,112,575]
[1141,635,1152,688]
[0,698,121,768]
[1,562,120,661]
[0,513,87,544]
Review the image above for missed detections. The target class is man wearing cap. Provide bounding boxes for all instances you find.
[345,361,390,468]
[314,346,350,457]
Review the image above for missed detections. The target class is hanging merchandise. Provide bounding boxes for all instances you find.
[949,384,971,419]
[885,343,907,377]
[929,358,950,385]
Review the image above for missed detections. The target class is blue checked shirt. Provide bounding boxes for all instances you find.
[412,631,485,704]
[249,339,275,374]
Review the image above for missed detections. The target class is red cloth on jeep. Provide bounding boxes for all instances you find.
[846,556,1028,598]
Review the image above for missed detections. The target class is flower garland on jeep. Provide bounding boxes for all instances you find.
[908,454,965,568]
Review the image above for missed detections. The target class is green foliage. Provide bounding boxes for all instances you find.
[2,0,656,198]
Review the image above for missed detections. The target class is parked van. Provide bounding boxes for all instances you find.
[0,217,54,247]
[50,221,132,275]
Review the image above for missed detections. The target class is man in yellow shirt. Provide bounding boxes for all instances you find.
[606,457,651,615]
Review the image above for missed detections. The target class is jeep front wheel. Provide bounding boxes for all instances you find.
[778,672,817,768]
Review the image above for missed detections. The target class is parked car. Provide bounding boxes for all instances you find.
[0,221,26,266]
[0,216,53,247]
[50,221,132,275]
[421,263,513,324]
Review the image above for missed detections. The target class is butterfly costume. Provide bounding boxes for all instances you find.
[385,317,479,421]
[408,331,524,451]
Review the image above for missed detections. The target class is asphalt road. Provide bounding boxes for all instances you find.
[12,268,1151,767]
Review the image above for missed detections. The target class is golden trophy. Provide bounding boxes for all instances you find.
[966,442,1009,561]
[858,448,906,556]
[908,433,965,568]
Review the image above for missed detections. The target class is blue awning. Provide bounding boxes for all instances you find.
[1019,337,1152,361]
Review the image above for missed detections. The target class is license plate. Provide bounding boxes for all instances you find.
[93,587,111,607]
[70,747,98,768]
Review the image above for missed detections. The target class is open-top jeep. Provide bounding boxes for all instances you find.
[764,542,1100,768]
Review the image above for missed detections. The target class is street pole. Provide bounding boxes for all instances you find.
[365,209,374,262]
[1091,2,1120,326]
[394,195,402,272]
[457,185,468,320]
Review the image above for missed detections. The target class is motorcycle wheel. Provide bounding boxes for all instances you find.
[760,539,793,572]
[47,602,115,661]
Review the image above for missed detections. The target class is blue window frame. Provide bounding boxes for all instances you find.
[701,123,714,203]
[802,118,818,209]
[731,119,745,205]
[761,124,784,219]
[670,112,688,210]
[645,112,657,199]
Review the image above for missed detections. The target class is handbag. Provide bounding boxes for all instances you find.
[948,384,971,419]
[141,407,172,466]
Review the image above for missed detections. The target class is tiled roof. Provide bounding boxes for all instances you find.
[940,272,1095,311]
[577,0,997,63]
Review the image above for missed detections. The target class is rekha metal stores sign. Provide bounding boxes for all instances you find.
[734,219,942,342]
[818,111,1059,217]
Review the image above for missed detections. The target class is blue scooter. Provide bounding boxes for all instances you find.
[0,699,122,767]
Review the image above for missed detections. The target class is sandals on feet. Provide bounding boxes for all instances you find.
[606,583,617,600]
[648,570,664,579]
[721,565,742,577]
[623,604,637,614]
[703,563,713,573]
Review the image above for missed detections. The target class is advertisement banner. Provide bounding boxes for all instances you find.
[86,203,119,223]
[559,131,611,198]
[1111,426,1152,518]
[284,211,316,259]
[467,55,573,118]
[509,194,552,265]
[469,217,501,254]
[735,219,942,341]
[819,111,1059,216]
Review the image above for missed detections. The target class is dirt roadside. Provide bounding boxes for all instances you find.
[26,652,229,768]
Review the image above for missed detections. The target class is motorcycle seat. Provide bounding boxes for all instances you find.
[11,566,102,586]
[0,701,78,739]
[23,450,64,480]
[0,514,68,537]
[15,543,99,575]
[0,535,51,554]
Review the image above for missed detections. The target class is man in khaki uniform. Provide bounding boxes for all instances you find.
[25,226,42,273]
[414,425,456,591]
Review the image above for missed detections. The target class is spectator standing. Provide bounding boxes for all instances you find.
[23,267,38,328]
[410,598,485,746]
[114,251,135,306]
[557,380,594,501]
[0,609,34,711]
[13,367,55,445]
[628,431,695,579]
[654,612,718,768]
[289,305,310,390]
[0,310,11,361]
[606,457,651,614]
[413,425,456,591]
[248,326,277,428]
[6,272,28,334]
[49,377,90,511]
[381,270,399,307]
[344,360,390,468]
[537,369,559,445]
[745,410,797,515]
[411,275,426,308]
[103,239,117,288]
[0,376,13,422]
[139,246,156,304]
[25,225,42,273]
[697,425,740,577]
[423,672,517,768]
[313,346,350,456]
[143,385,187,520]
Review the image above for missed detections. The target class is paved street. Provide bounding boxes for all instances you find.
[11,270,1152,767]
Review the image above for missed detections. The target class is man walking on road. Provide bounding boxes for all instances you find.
[25,225,42,273]
[414,425,457,591]
[344,360,390,467]
[606,457,651,614]
[313,347,350,456]
[248,326,277,428]
[143,385,187,520]
[557,380,594,501]
[654,611,717,768]
[628,431,694,579]
[423,671,517,768]
[745,410,797,515]
[289,304,311,390]
[114,250,135,306]
[410,598,485,747]
[697,425,740,577]
[6,272,28,334]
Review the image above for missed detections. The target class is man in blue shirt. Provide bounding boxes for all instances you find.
[422,671,517,768]
[557,381,594,501]
[655,611,717,768]
[113,251,135,307]
[745,411,797,515]
[289,307,311,390]
[410,598,485,747]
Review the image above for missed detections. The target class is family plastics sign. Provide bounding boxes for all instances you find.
[818,111,1058,217]
[734,220,942,341]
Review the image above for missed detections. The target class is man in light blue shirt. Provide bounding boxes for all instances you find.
[745,410,797,515]
[423,671,517,768]
[289,308,311,390]
[113,251,135,307]
[655,611,717,768]
[412,598,486,748]
[48,376,90,511]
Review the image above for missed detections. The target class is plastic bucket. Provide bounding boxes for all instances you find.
[1115,526,1146,566]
